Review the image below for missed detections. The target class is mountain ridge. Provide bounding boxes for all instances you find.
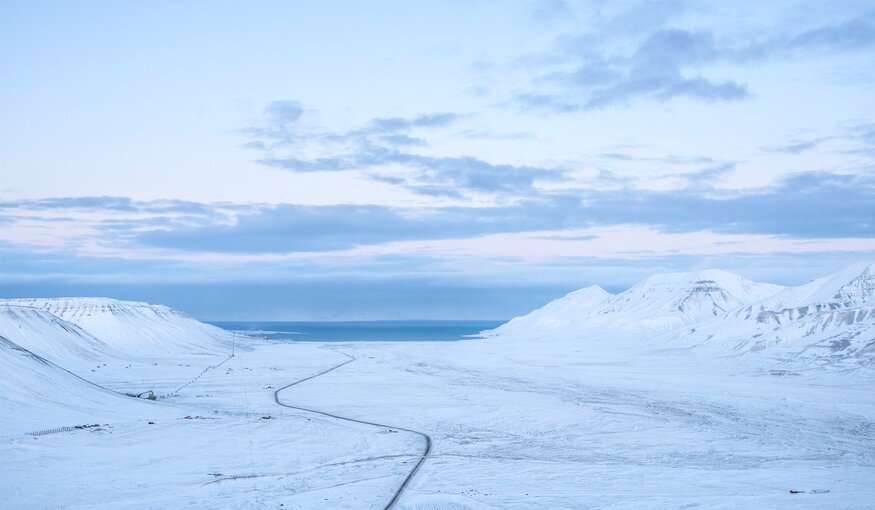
[490,262,875,369]
[0,297,233,356]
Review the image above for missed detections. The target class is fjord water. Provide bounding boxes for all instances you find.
[208,320,504,342]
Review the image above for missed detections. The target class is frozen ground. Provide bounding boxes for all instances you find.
[2,264,875,509]
[2,341,423,509]
[295,339,875,509]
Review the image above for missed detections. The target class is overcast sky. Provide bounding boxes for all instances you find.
[2,0,874,319]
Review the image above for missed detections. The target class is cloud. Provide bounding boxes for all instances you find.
[588,172,875,238]
[3,173,872,261]
[375,154,565,195]
[5,240,873,320]
[133,202,560,254]
[366,112,458,132]
[2,171,874,322]
[783,10,875,53]
[447,158,558,194]
[244,103,563,197]
[0,196,220,215]
[766,137,830,154]
[509,5,875,112]
[118,171,875,255]
[514,27,750,111]
[263,100,304,125]
[246,107,458,149]
[531,0,575,25]
[0,196,136,211]
[257,156,351,172]
[847,122,875,152]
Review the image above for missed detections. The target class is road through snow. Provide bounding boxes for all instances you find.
[273,349,432,510]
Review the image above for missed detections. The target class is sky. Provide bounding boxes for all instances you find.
[1,0,874,320]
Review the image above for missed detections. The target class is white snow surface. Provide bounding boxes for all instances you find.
[497,285,612,332]
[0,335,140,436]
[0,305,118,364]
[493,269,786,335]
[759,262,875,311]
[0,297,233,356]
[3,263,875,509]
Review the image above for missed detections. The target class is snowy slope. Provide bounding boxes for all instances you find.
[491,264,875,369]
[0,298,233,356]
[492,285,612,334]
[688,263,875,368]
[2,266,874,508]
[0,304,121,368]
[493,269,785,336]
[0,335,141,436]
[733,262,875,322]
[761,305,875,369]
[597,269,784,331]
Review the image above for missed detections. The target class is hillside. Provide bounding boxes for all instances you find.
[0,335,143,437]
[492,269,785,336]
[0,298,233,356]
[491,264,875,370]
[0,305,122,369]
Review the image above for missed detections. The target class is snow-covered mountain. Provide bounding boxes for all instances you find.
[492,263,875,370]
[2,269,874,507]
[0,305,121,368]
[0,298,233,356]
[0,298,238,437]
[598,269,785,330]
[496,285,613,333]
[0,335,141,436]
[734,262,875,322]
[705,263,875,368]
[493,269,785,336]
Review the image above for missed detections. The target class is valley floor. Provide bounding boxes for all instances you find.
[4,336,875,509]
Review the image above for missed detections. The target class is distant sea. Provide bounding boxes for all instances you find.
[208,320,505,342]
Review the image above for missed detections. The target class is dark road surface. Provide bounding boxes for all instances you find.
[273,350,432,510]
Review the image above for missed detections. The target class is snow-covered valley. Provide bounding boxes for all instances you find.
[3,264,875,509]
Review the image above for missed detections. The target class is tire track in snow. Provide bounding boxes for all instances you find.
[273,350,432,510]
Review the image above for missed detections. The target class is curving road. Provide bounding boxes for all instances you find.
[8,333,431,508]
[273,350,432,510]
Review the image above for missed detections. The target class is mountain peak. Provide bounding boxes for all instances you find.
[565,285,612,300]
[492,269,785,336]
[758,261,875,311]
[691,268,744,282]
[488,284,613,335]
[830,262,875,307]
[630,269,782,299]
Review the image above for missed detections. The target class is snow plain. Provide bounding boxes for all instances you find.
[2,264,875,509]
